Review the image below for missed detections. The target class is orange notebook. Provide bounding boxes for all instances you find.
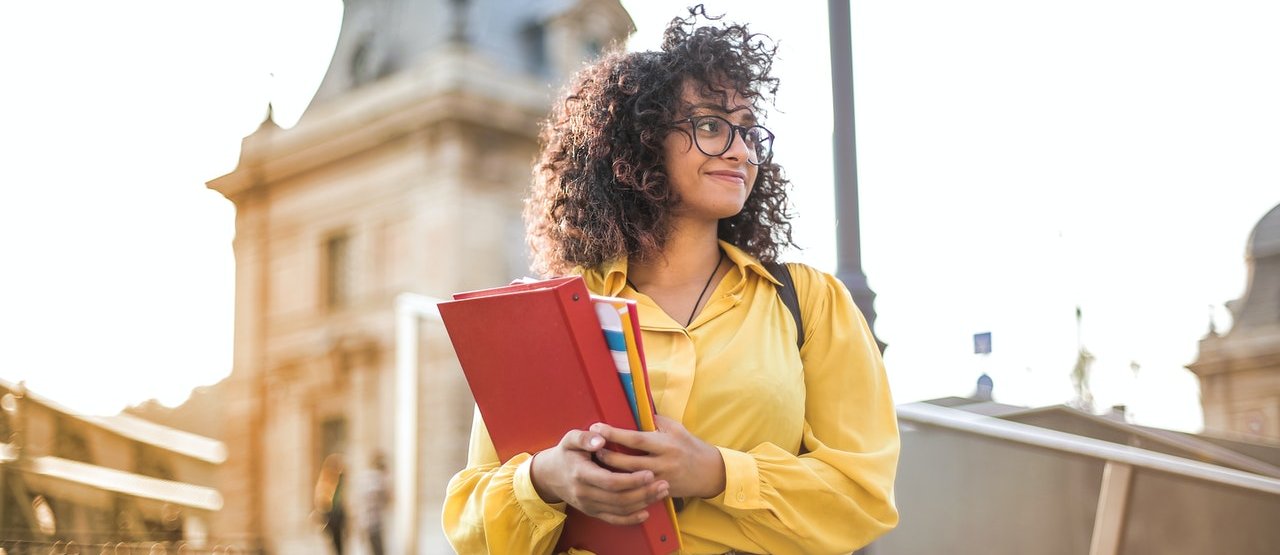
[439,276,680,555]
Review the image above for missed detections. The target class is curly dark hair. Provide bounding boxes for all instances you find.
[524,5,796,276]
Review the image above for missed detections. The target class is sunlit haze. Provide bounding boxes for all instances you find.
[3,1,1278,433]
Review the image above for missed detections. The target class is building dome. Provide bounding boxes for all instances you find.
[1248,203,1280,260]
[1232,202,1280,331]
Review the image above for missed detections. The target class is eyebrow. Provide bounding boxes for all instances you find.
[689,102,758,125]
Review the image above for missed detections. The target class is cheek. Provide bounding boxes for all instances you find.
[663,136,699,181]
[663,132,694,161]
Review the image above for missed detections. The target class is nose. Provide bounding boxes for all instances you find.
[721,127,752,162]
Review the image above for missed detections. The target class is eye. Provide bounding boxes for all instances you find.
[694,118,723,135]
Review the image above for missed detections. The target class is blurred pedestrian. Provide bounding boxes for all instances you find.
[360,452,391,555]
[314,453,346,554]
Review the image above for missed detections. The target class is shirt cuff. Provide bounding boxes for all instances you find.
[710,446,764,510]
[513,454,568,528]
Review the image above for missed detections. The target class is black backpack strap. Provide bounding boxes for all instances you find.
[764,261,804,350]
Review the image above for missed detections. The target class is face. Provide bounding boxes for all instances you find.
[662,81,761,223]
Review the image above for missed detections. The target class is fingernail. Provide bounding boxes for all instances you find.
[589,436,604,448]
[589,422,605,433]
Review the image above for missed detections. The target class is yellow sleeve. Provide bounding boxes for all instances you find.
[703,265,900,554]
[442,408,570,554]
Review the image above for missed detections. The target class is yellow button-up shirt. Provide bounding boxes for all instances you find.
[444,241,899,554]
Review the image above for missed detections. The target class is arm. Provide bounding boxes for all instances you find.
[706,265,899,553]
[442,410,569,555]
[442,409,670,554]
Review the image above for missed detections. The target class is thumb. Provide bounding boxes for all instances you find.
[563,428,606,452]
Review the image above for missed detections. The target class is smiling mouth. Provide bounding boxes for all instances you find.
[707,171,747,184]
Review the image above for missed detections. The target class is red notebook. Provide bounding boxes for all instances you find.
[439,276,680,555]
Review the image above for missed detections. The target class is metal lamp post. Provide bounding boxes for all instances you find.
[828,0,885,353]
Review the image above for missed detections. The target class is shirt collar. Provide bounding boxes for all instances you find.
[719,240,783,286]
[581,240,782,295]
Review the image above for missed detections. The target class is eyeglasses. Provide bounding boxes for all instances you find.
[672,115,775,166]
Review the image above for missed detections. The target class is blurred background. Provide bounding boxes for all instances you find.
[1,0,1278,553]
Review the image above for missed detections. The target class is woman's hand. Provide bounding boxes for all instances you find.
[592,415,726,500]
[530,427,671,526]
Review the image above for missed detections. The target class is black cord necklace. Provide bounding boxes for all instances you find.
[627,250,725,328]
[686,251,725,327]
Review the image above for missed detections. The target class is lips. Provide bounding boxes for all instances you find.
[706,170,747,184]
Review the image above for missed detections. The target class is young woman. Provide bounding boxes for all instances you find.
[444,7,899,554]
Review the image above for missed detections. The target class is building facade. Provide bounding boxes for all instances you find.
[1190,203,1280,443]
[206,1,632,552]
[0,380,225,551]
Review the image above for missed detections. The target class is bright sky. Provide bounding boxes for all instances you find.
[3,1,1278,433]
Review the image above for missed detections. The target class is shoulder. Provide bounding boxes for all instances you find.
[777,262,848,302]
[775,263,881,360]
[776,262,865,332]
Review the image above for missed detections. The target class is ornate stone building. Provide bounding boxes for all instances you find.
[0,380,224,548]
[206,1,632,552]
[1190,202,1280,443]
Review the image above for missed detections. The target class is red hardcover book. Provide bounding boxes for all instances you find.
[439,276,681,555]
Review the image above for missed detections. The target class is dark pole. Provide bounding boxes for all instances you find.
[829,0,885,353]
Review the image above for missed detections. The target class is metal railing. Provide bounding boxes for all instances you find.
[0,540,258,555]
[897,402,1280,495]
[896,402,1280,555]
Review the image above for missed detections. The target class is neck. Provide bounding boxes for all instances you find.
[628,218,721,289]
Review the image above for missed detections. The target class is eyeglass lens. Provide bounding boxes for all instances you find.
[688,115,773,164]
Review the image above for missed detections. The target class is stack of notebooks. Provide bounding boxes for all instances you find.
[439,276,681,555]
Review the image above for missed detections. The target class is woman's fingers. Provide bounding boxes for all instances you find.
[653,414,681,432]
[595,449,657,474]
[574,476,669,516]
[587,416,726,499]
[560,428,606,453]
[593,509,651,526]
[531,426,616,504]
[533,425,675,521]
[571,460,666,500]
[590,422,666,453]
[571,458,651,491]
[596,468,656,493]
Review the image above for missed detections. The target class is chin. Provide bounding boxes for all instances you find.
[717,205,748,219]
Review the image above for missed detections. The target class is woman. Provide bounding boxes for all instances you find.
[444,7,899,554]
